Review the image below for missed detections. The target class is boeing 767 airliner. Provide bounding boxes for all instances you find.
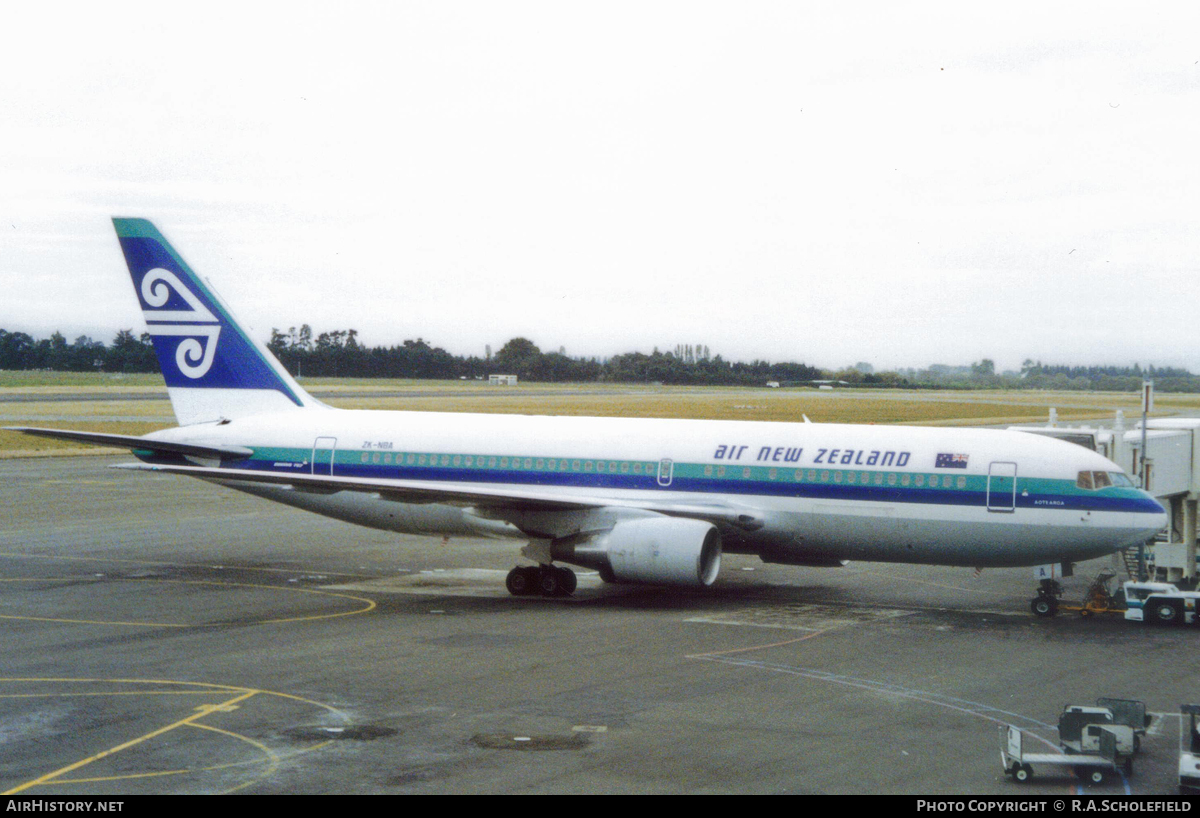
[8,219,1167,600]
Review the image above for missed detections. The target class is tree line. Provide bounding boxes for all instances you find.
[4,324,1200,391]
[0,329,157,374]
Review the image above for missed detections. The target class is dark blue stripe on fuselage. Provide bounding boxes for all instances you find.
[218,458,1164,515]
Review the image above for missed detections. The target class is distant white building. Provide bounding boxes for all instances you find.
[489,374,518,385]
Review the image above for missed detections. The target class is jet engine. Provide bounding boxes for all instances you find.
[552,516,722,587]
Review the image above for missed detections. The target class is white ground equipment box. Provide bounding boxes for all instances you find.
[1181,705,1200,794]
[1002,725,1129,785]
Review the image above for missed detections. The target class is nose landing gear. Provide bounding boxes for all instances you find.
[505,564,577,597]
[1030,578,1062,618]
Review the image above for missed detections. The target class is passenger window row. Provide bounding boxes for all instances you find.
[351,450,971,490]
[702,464,968,488]
[357,451,655,475]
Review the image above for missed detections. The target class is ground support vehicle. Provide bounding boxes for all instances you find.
[1095,698,1151,748]
[1060,707,1137,756]
[1060,700,1150,753]
[1122,581,1200,625]
[1031,570,1200,625]
[1031,571,1120,618]
[1181,705,1200,794]
[1002,725,1129,785]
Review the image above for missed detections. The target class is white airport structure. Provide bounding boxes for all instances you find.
[1012,412,1200,584]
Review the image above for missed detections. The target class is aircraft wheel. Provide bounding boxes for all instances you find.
[556,566,577,596]
[1031,597,1057,618]
[1014,764,1032,783]
[505,566,537,596]
[538,566,561,597]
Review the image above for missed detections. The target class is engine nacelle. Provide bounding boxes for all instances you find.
[554,517,722,587]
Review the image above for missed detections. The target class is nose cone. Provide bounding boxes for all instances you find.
[1139,491,1169,536]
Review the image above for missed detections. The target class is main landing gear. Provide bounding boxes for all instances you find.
[505,564,577,598]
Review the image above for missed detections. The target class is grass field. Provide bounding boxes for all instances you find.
[2,373,1197,458]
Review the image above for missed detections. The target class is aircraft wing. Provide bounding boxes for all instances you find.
[112,462,765,530]
[5,427,254,460]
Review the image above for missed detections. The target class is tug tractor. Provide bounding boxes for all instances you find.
[1122,581,1200,625]
[1031,570,1200,625]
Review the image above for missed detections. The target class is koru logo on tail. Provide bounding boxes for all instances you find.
[141,268,221,379]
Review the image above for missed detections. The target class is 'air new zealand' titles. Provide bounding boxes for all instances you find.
[7,219,1167,600]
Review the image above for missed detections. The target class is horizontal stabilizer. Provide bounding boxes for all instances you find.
[4,427,253,460]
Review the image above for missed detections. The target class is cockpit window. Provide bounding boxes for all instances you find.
[1078,470,1133,490]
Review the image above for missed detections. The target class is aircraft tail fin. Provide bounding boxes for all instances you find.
[112,218,326,426]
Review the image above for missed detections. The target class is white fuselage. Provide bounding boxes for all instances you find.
[148,407,1167,569]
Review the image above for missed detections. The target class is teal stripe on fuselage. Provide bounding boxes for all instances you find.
[203,446,1162,515]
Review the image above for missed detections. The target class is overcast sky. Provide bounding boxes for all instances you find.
[2,2,1198,374]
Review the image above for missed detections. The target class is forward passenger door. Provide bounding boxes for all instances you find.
[986,461,1017,512]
